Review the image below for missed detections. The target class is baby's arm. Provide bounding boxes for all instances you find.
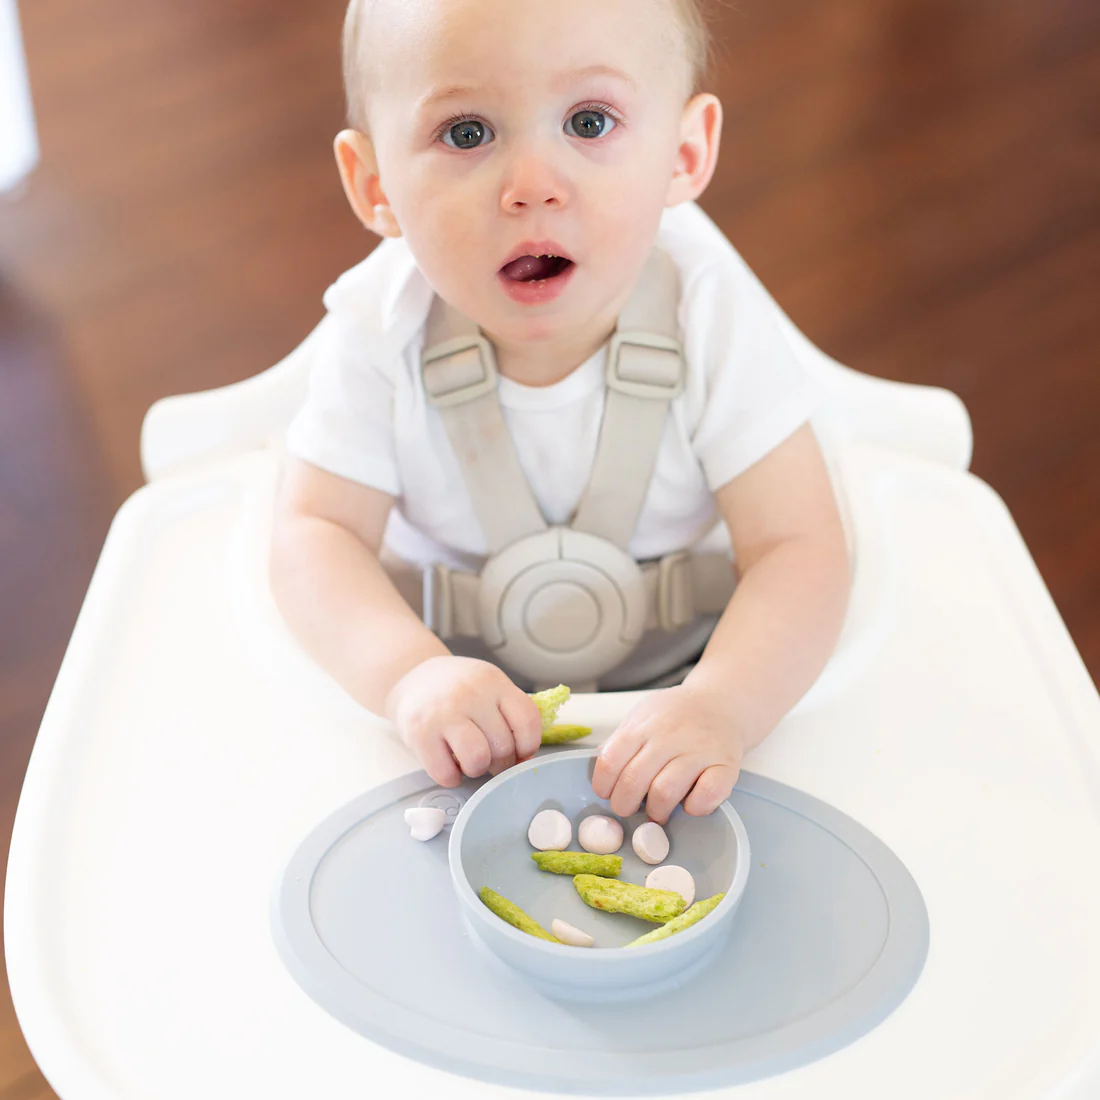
[593,423,850,822]
[687,422,850,736]
[269,456,542,784]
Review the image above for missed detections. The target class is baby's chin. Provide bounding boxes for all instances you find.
[482,305,581,347]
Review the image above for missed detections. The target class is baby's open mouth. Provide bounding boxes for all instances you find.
[499,254,575,282]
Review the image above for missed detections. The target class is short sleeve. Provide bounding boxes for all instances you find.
[685,257,824,491]
[284,311,402,497]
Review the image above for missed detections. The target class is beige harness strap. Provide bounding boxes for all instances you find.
[421,295,547,553]
[569,249,683,549]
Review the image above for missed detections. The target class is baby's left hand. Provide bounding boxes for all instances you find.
[591,684,744,825]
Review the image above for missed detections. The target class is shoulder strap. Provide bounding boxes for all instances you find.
[420,296,547,553]
[569,248,683,549]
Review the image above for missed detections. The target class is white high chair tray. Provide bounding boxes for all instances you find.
[7,442,1100,1100]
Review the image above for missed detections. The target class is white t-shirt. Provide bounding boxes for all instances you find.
[286,200,822,572]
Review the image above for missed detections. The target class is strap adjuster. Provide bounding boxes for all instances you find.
[656,550,694,632]
[607,331,684,400]
[422,335,499,408]
[422,563,454,638]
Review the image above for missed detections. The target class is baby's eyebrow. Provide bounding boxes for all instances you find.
[416,64,637,113]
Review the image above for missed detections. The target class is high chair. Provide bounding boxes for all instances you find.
[7,216,1100,1099]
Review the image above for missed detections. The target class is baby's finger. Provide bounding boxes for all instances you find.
[476,705,517,775]
[644,756,703,825]
[417,734,464,789]
[591,722,646,799]
[498,691,542,761]
[682,764,738,817]
[608,741,677,819]
[445,719,493,779]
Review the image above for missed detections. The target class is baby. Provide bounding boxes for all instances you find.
[269,0,851,825]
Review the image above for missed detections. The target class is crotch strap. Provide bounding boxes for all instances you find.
[416,247,730,684]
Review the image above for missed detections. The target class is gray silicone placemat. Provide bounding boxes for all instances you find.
[272,769,929,1095]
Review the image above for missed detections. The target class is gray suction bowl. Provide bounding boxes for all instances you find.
[449,749,749,999]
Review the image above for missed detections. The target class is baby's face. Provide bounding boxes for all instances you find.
[350,0,713,348]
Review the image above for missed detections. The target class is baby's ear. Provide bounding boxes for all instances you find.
[666,93,723,207]
[334,129,402,238]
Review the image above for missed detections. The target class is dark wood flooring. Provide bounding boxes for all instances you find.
[1,0,1098,1094]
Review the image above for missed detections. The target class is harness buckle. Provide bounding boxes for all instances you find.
[607,331,684,400]
[422,335,499,408]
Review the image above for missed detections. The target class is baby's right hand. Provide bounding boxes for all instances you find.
[384,656,543,788]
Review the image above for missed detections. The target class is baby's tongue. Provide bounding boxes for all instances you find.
[501,254,558,282]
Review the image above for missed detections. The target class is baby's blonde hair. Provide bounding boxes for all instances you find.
[341,0,715,133]
[673,0,717,96]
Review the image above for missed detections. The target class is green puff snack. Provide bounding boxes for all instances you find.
[531,852,622,877]
[479,887,559,942]
[573,874,686,924]
[529,684,571,733]
[530,686,593,744]
[625,893,726,947]
[541,723,593,745]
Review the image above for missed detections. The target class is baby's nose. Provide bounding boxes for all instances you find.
[500,151,568,211]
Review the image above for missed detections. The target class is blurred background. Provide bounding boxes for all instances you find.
[1,0,1098,1092]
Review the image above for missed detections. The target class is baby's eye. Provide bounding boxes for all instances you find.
[441,118,495,150]
[565,109,616,139]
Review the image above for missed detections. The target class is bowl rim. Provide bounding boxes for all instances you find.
[447,748,751,960]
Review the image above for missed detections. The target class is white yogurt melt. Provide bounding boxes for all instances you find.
[578,814,624,855]
[528,809,572,851]
[632,821,670,865]
[404,806,446,841]
[645,865,696,908]
[551,919,595,948]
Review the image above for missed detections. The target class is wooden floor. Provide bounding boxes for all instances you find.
[1,0,1098,1094]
